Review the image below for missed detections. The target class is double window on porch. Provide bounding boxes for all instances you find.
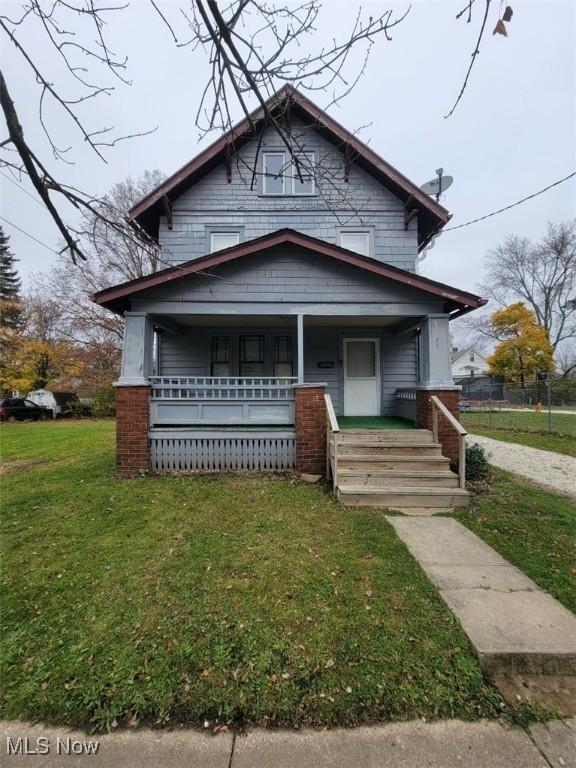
[210,334,294,378]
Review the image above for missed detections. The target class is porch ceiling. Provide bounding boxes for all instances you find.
[157,314,409,329]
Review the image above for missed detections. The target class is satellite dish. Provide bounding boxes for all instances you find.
[420,169,454,201]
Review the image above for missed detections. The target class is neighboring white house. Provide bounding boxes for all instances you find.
[451,347,489,378]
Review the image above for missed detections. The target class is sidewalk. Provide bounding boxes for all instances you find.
[387,516,576,677]
[467,434,576,499]
[2,718,575,767]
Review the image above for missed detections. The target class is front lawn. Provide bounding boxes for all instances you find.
[462,410,576,435]
[452,470,576,613]
[0,420,504,731]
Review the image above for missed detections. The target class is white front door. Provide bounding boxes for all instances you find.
[343,338,380,416]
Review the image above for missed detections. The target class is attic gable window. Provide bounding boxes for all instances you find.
[263,152,285,194]
[262,151,315,196]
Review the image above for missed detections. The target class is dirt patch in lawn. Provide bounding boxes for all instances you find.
[0,458,49,476]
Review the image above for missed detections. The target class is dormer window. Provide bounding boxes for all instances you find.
[262,151,315,196]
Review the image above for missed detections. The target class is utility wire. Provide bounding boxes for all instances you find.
[0,214,59,254]
[442,171,576,232]
[0,170,46,208]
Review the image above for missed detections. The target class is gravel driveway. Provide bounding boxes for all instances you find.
[467,434,576,500]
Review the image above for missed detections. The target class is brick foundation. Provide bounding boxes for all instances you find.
[294,385,327,475]
[416,389,460,463]
[115,385,150,477]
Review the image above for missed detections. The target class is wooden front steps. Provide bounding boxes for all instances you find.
[334,429,469,510]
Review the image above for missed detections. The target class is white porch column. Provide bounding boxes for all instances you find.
[297,314,304,384]
[418,315,456,389]
[115,312,154,386]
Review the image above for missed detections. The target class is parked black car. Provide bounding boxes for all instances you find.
[0,398,51,421]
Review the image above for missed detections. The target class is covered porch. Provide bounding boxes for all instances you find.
[121,310,456,420]
[91,229,484,477]
[115,309,457,474]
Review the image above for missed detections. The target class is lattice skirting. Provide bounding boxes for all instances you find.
[150,429,296,472]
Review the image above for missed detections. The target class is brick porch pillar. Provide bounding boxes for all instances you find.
[294,384,326,475]
[416,389,460,463]
[115,385,150,477]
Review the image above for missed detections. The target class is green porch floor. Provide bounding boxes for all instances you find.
[338,416,415,430]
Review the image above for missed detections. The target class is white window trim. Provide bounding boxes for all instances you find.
[338,230,372,257]
[291,151,316,196]
[262,150,316,196]
[209,231,241,253]
[262,151,286,195]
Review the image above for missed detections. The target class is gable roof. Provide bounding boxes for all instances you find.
[92,228,486,316]
[129,85,450,249]
[451,347,489,364]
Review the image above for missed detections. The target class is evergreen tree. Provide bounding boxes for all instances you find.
[0,226,23,331]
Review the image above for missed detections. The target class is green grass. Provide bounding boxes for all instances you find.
[0,420,505,731]
[462,426,576,458]
[338,416,414,430]
[451,470,576,613]
[462,411,576,436]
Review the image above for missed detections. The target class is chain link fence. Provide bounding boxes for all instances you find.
[456,375,576,438]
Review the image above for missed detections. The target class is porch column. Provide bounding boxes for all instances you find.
[416,315,461,462]
[294,384,326,476]
[114,313,154,477]
[297,314,304,384]
[117,312,154,385]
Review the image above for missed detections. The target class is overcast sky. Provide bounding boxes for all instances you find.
[1,0,575,310]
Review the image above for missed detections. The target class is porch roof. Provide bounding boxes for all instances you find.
[91,229,486,318]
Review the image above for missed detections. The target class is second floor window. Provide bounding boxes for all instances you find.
[210,232,240,252]
[340,231,370,257]
[262,151,315,196]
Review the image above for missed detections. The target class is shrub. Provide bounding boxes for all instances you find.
[62,399,92,418]
[465,443,491,482]
[92,387,115,417]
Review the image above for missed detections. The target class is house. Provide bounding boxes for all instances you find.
[451,347,490,378]
[93,86,486,507]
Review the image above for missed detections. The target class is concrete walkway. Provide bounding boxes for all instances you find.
[467,434,576,500]
[387,516,576,676]
[2,718,575,767]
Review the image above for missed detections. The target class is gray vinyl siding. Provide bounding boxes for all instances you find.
[303,327,341,413]
[380,332,418,414]
[159,325,418,417]
[158,332,209,377]
[158,120,418,271]
[135,248,442,312]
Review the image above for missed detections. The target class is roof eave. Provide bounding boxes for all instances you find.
[92,229,485,317]
[128,87,450,245]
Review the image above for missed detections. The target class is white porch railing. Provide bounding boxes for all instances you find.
[395,388,416,422]
[149,377,297,426]
[430,395,467,489]
[325,393,340,492]
[149,377,297,401]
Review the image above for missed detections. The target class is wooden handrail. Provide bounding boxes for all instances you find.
[324,393,339,492]
[324,393,339,434]
[430,396,467,435]
[430,395,468,490]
